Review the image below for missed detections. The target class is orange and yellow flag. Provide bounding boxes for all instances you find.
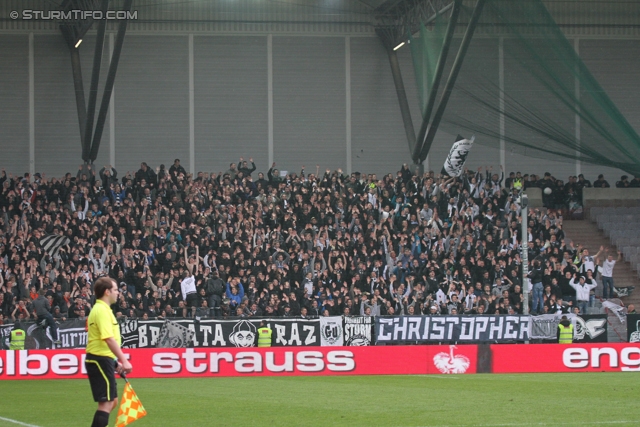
[115,382,147,427]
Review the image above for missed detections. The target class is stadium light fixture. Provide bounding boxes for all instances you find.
[75,39,83,48]
[393,41,405,51]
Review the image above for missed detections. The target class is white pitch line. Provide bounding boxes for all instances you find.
[416,420,636,427]
[413,374,460,378]
[0,416,43,427]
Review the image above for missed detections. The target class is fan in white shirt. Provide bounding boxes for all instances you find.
[597,246,622,300]
[180,246,199,308]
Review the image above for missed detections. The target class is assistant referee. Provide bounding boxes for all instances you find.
[86,277,133,427]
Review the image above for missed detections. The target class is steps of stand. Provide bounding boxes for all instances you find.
[563,221,639,311]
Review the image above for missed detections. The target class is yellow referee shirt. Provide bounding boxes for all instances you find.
[86,299,121,358]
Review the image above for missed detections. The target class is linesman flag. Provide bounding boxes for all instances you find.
[115,382,148,427]
[441,135,475,177]
[39,233,70,258]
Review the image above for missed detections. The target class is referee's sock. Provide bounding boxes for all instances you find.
[91,410,110,427]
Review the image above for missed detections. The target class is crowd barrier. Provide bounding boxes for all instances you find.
[1,343,639,380]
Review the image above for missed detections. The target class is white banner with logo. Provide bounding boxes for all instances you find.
[530,313,607,342]
[344,316,373,346]
[441,135,475,177]
[320,316,344,346]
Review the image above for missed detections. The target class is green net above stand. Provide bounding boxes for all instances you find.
[409,0,640,176]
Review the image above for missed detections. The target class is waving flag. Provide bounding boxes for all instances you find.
[116,382,147,427]
[441,135,475,177]
[39,233,70,258]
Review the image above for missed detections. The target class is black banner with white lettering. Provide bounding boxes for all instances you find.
[343,316,373,346]
[1,318,321,349]
[375,316,531,344]
[628,314,640,343]
[121,318,321,348]
[0,319,86,350]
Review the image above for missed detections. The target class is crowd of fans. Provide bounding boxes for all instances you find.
[0,159,625,324]
[535,172,640,212]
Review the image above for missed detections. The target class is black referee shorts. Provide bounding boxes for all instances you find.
[85,354,118,402]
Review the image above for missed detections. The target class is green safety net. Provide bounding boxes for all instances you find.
[409,12,448,117]
[409,0,640,176]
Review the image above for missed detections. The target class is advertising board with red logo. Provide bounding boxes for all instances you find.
[0,343,637,380]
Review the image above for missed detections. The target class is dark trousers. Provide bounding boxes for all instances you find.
[38,312,60,342]
[208,295,222,318]
[602,277,615,299]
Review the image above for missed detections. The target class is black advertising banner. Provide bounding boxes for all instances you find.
[0,324,10,349]
[4,314,609,348]
[375,316,531,344]
[0,319,86,350]
[343,316,373,346]
[121,318,321,348]
[628,314,640,343]
[2,318,321,349]
[573,314,608,343]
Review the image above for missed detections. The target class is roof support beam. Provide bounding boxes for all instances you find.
[82,0,109,164]
[69,47,88,160]
[411,0,462,163]
[89,0,133,162]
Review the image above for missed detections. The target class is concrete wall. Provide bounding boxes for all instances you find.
[0,32,638,179]
[583,188,640,212]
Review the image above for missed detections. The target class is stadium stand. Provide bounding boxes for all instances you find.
[0,163,637,324]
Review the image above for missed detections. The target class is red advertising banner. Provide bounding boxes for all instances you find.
[0,346,446,380]
[1,343,636,380]
[130,346,433,378]
[490,343,640,373]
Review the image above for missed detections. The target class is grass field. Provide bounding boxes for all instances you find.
[0,374,638,427]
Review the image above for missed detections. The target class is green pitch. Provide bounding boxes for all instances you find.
[0,374,638,426]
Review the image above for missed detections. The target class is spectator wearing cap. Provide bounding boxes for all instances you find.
[569,273,597,314]
[426,304,439,315]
